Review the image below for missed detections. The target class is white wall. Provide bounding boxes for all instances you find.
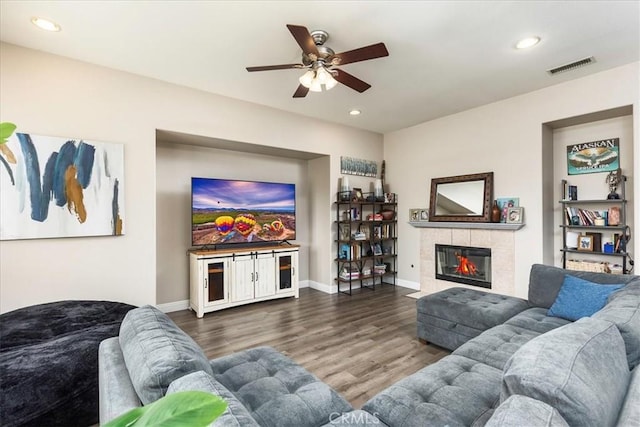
[0,43,382,313]
[385,62,639,298]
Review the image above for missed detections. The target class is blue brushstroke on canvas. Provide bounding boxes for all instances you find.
[17,133,50,221]
[15,134,98,223]
[74,142,95,188]
[52,141,77,206]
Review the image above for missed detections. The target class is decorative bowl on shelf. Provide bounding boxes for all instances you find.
[380,210,395,220]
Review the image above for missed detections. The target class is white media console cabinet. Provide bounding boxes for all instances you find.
[189,244,299,318]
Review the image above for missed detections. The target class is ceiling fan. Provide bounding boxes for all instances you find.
[246,24,389,98]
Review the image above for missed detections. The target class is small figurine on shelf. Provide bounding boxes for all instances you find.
[606,168,622,199]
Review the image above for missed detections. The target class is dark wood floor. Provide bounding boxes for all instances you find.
[169,285,449,408]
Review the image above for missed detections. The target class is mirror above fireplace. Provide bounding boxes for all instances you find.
[429,172,493,222]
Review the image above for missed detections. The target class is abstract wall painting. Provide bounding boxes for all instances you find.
[0,131,125,240]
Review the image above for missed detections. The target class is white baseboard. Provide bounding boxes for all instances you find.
[156,279,418,311]
[308,280,337,294]
[157,300,190,313]
[298,279,310,288]
[395,278,420,291]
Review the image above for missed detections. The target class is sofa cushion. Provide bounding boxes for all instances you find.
[119,305,212,405]
[547,275,623,321]
[593,280,640,369]
[617,366,640,426]
[416,287,528,331]
[485,395,569,427]
[527,264,636,309]
[453,324,542,370]
[167,371,259,427]
[503,307,571,334]
[501,318,629,427]
[209,346,352,427]
[362,355,501,427]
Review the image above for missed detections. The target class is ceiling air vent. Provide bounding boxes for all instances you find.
[547,56,596,75]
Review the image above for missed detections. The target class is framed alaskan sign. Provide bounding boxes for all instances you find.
[567,137,619,175]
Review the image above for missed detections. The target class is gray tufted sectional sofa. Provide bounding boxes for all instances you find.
[99,264,640,426]
[98,304,377,427]
[362,264,640,426]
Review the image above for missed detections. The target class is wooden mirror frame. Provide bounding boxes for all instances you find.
[428,172,494,222]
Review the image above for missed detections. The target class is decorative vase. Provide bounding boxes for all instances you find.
[491,200,501,223]
[340,176,350,201]
[374,179,384,201]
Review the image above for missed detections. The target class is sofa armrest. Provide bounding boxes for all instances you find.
[98,337,141,424]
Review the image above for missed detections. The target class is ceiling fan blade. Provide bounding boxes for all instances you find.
[287,24,319,57]
[293,84,309,98]
[332,69,371,93]
[246,64,303,72]
[332,43,389,66]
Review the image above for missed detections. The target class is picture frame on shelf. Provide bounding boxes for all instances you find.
[409,209,420,222]
[420,209,429,221]
[373,243,383,256]
[352,188,364,202]
[497,198,519,223]
[506,207,524,224]
[384,193,395,203]
[578,235,593,252]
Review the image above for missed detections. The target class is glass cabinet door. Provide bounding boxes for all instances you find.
[276,252,296,293]
[205,260,227,305]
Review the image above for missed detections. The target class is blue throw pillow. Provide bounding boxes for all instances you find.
[547,275,623,321]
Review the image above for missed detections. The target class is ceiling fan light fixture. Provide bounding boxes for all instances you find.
[299,70,315,88]
[299,64,338,92]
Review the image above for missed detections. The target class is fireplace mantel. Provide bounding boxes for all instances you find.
[409,221,524,231]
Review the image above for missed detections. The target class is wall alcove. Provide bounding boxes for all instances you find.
[154,129,329,308]
[541,105,635,271]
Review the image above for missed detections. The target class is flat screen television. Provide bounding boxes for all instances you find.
[191,177,296,246]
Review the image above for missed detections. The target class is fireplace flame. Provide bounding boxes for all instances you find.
[455,252,478,276]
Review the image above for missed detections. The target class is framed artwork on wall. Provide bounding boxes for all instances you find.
[1,130,125,240]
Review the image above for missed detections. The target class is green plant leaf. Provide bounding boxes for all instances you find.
[103,406,148,427]
[135,391,226,427]
[0,122,17,144]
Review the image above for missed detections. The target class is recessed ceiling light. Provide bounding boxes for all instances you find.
[349,109,361,116]
[515,36,540,49]
[31,17,61,32]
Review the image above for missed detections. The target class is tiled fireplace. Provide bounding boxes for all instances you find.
[420,227,516,296]
[435,244,491,288]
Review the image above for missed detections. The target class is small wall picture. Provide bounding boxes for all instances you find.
[578,235,593,251]
[506,207,524,224]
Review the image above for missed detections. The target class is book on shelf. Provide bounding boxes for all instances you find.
[561,180,578,201]
[564,207,608,226]
[339,266,360,280]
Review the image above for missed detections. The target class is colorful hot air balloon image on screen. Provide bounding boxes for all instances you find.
[191,178,296,245]
[234,213,256,236]
[214,216,234,235]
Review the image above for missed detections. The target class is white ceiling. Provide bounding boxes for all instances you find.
[1,1,638,134]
